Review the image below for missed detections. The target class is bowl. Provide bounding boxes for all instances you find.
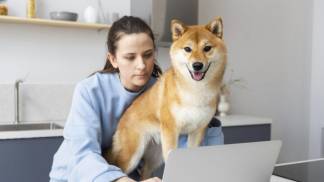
[50,11,78,21]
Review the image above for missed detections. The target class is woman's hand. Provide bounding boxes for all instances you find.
[114,176,162,182]
[141,177,162,182]
[114,176,136,182]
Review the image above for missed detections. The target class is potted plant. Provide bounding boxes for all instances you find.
[218,69,246,117]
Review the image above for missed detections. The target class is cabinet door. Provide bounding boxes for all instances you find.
[223,124,271,144]
[0,137,63,182]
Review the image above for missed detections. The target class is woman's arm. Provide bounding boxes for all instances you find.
[56,83,126,181]
[178,118,224,148]
[202,125,224,146]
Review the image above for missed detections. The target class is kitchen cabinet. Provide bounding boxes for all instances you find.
[219,115,272,144]
[0,136,63,182]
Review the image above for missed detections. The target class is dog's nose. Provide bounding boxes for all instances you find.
[192,62,204,71]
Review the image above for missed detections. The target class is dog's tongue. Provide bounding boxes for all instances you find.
[193,71,204,81]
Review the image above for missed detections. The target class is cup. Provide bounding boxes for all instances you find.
[84,6,98,23]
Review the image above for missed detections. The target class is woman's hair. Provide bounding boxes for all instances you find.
[98,16,162,77]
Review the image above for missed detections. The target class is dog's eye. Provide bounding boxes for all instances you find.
[203,46,212,52]
[184,47,192,53]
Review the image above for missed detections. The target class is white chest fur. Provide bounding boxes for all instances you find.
[170,87,217,134]
[171,105,215,134]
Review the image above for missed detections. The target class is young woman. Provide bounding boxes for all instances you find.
[49,16,224,182]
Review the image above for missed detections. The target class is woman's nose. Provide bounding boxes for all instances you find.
[136,57,146,70]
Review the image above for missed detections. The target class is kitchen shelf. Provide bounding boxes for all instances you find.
[0,15,110,30]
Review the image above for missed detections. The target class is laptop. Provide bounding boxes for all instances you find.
[161,140,282,182]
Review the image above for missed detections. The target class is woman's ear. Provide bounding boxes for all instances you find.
[108,53,118,68]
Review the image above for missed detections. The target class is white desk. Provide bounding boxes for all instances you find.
[271,175,297,182]
[272,158,324,182]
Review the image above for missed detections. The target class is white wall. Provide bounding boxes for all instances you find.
[199,0,313,162]
[0,24,108,83]
[309,0,324,158]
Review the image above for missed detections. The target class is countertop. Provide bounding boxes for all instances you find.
[0,115,272,139]
[217,115,272,127]
[0,121,64,140]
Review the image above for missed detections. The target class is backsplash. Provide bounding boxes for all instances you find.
[0,84,14,123]
[322,128,324,158]
[0,84,75,124]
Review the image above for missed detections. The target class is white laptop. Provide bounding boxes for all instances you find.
[162,140,282,182]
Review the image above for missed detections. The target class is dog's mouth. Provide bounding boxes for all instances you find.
[186,63,211,81]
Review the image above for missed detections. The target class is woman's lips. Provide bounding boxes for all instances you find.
[135,73,146,76]
[134,74,146,78]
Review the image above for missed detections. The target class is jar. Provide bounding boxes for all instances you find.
[27,0,36,18]
[0,4,8,15]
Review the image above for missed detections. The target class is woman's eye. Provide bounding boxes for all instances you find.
[125,56,135,61]
[204,46,212,52]
[143,52,153,59]
[184,47,192,53]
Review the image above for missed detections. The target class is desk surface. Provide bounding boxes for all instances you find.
[273,158,324,182]
[271,175,296,182]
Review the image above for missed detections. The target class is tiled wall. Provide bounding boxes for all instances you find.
[0,85,14,123]
[0,84,75,124]
[322,128,324,158]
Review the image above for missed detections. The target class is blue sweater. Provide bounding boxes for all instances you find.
[49,72,224,182]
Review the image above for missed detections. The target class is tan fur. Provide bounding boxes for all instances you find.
[104,17,227,180]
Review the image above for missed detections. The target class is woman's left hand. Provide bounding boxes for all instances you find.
[141,177,162,182]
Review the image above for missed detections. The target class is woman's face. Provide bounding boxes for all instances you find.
[109,33,155,92]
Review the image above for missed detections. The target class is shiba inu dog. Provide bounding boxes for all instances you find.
[105,17,227,180]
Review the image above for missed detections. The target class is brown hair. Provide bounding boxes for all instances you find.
[98,16,162,77]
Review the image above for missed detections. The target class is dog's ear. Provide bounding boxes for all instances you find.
[206,16,223,39]
[171,19,187,41]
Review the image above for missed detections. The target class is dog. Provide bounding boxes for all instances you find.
[105,16,227,180]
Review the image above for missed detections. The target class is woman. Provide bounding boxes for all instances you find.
[49,16,224,182]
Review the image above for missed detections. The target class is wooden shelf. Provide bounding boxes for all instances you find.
[0,16,110,30]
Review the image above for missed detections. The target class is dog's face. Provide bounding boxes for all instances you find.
[170,17,227,82]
